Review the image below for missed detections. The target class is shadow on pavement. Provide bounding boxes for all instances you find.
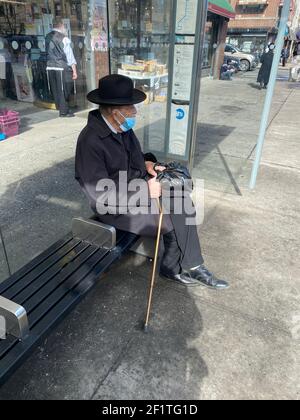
[0,236,208,400]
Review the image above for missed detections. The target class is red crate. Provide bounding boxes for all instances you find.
[0,109,20,138]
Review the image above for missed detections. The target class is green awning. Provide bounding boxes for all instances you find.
[208,0,236,19]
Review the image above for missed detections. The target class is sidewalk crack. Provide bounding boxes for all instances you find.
[89,335,135,400]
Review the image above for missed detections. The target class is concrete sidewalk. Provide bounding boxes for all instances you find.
[0,70,299,400]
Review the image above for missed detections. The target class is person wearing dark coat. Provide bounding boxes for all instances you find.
[75,74,229,289]
[257,43,275,89]
[46,21,77,117]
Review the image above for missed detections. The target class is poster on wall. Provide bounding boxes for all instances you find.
[12,64,35,103]
[91,0,108,52]
[172,44,194,101]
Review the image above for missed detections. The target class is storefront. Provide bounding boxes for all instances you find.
[227,0,285,56]
[202,12,219,71]
[202,0,236,77]
[0,1,215,162]
[0,0,109,115]
[0,1,175,153]
[226,28,276,56]
[0,0,238,146]
[0,0,210,285]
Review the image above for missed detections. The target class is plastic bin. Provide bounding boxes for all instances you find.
[0,109,20,138]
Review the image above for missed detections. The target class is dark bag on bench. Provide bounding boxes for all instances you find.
[155,161,193,195]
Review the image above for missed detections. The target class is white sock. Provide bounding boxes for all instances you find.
[190,265,201,270]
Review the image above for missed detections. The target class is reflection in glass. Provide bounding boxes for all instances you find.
[0,0,110,121]
[108,0,172,159]
[0,0,109,280]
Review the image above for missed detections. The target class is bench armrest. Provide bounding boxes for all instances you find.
[72,218,116,250]
[0,296,29,340]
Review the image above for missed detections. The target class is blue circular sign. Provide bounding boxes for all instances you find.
[176,108,185,120]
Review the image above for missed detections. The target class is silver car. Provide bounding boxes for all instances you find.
[225,44,257,72]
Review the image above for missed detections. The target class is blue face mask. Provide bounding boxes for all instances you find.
[118,111,136,132]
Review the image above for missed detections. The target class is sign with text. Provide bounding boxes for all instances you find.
[168,0,199,158]
[175,0,198,34]
[172,44,194,101]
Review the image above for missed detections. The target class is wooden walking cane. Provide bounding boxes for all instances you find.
[0,226,11,277]
[143,198,164,332]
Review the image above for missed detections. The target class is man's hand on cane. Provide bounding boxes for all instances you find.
[145,161,165,199]
[148,176,162,199]
[145,161,166,177]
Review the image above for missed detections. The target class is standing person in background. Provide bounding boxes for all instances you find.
[281,46,289,67]
[257,43,275,90]
[46,20,77,117]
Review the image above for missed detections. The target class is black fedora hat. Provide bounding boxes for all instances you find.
[87,74,146,105]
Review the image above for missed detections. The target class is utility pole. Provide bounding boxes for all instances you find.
[249,0,292,190]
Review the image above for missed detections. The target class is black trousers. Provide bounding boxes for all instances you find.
[48,68,73,115]
[158,212,204,276]
[97,197,204,276]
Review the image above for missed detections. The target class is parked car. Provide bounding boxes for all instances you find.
[225,44,257,71]
[251,51,261,68]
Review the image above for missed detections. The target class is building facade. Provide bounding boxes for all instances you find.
[227,0,284,54]
[203,0,236,77]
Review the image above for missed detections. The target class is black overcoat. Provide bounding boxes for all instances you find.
[257,51,274,85]
[75,110,173,235]
[75,110,203,269]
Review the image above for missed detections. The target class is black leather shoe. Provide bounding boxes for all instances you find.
[160,271,201,287]
[189,265,229,290]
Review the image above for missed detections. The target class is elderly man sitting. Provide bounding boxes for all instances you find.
[75,74,229,289]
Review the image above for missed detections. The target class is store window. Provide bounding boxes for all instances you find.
[203,21,213,69]
[0,0,109,122]
[108,0,172,157]
[226,34,267,57]
[201,13,218,74]
[0,1,110,283]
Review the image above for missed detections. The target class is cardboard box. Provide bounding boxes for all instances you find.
[122,63,145,72]
[156,64,167,75]
[155,95,167,103]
